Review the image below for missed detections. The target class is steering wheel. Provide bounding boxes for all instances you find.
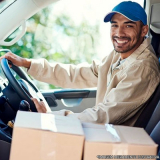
[1,58,51,112]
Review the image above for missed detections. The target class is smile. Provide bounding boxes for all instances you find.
[116,39,128,44]
[114,38,129,45]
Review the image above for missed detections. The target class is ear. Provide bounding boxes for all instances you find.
[141,25,149,37]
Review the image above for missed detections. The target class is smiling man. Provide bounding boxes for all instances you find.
[110,15,148,59]
[0,1,160,126]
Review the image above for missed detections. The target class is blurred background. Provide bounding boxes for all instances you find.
[0,0,144,90]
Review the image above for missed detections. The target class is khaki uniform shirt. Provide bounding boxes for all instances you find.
[28,38,160,126]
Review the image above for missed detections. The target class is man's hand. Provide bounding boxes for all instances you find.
[31,98,47,113]
[0,52,31,69]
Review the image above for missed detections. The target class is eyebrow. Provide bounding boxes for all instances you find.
[110,20,137,25]
[124,21,137,25]
[110,21,117,24]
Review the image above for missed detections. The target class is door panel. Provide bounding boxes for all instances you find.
[42,89,96,112]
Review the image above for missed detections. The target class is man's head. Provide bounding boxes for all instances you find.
[104,1,148,59]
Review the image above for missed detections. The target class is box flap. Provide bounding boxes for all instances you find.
[15,111,84,136]
[83,123,121,143]
[83,123,156,146]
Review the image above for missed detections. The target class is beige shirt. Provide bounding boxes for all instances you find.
[28,38,160,126]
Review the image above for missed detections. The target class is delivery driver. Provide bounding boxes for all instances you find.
[0,1,160,126]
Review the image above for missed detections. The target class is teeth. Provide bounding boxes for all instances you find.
[116,40,127,44]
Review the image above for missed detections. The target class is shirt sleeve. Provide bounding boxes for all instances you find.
[27,58,99,88]
[72,64,160,125]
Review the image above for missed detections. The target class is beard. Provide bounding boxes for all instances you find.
[112,29,142,54]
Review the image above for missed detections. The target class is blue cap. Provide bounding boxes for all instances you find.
[104,1,147,25]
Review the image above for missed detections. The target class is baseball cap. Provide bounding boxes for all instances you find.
[104,1,147,25]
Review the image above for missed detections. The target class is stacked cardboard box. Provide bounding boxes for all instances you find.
[9,111,84,160]
[82,122,158,160]
[9,111,158,160]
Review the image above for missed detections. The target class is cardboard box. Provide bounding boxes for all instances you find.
[10,111,84,160]
[82,123,158,160]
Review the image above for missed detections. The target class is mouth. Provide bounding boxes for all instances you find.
[113,37,130,46]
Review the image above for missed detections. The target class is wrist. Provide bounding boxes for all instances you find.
[23,58,31,69]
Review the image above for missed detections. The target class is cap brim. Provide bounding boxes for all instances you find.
[104,11,139,23]
[104,12,116,22]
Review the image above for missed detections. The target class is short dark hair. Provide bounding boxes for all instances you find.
[140,21,145,28]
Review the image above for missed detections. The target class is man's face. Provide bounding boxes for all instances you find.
[110,13,148,57]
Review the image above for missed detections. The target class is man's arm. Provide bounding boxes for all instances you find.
[27,58,99,89]
[0,52,100,89]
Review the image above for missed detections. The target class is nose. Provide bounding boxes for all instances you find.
[116,26,126,37]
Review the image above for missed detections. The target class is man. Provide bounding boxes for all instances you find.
[0,1,160,126]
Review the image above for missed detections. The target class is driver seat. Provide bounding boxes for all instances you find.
[134,83,160,128]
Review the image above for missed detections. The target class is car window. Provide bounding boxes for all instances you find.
[0,0,144,90]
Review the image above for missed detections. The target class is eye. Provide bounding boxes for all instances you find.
[111,24,118,28]
[126,25,133,28]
